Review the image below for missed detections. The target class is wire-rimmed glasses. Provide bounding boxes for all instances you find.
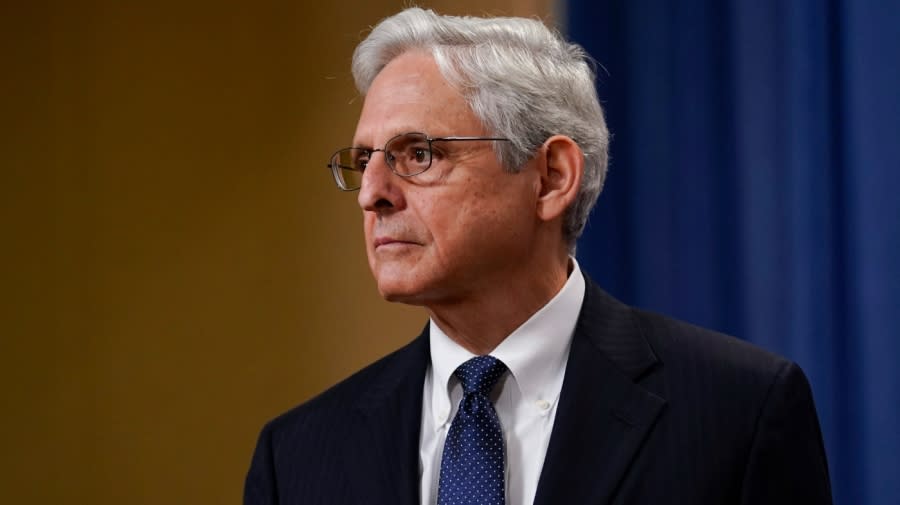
[327,132,510,191]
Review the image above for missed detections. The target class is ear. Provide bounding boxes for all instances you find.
[535,135,583,223]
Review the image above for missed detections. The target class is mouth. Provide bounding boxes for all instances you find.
[373,237,418,249]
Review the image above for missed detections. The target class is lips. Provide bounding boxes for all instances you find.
[374,237,418,249]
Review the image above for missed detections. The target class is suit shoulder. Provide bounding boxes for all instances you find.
[626,307,820,446]
[630,307,791,380]
[580,278,792,381]
[262,334,427,436]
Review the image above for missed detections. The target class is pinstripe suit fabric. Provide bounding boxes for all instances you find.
[244,277,832,504]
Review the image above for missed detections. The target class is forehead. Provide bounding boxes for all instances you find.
[353,51,486,145]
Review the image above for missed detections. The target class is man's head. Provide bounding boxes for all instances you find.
[340,8,609,306]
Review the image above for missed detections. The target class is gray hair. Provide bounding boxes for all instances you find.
[352,7,609,248]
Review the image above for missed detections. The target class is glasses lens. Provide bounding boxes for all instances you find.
[385,133,432,176]
[331,148,366,190]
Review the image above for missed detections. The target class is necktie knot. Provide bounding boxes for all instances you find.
[454,355,507,396]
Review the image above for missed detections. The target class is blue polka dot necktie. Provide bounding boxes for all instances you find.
[437,355,508,505]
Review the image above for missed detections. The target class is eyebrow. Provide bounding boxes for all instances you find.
[351,128,426,148]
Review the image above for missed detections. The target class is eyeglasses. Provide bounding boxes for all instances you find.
[327,132,510,191]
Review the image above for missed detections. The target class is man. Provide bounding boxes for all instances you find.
[245,8,832,505]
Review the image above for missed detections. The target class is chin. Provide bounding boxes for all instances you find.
[377,285,428,306]
[373,270,438,306]
[381,292,424,305]
[370,259,426,304]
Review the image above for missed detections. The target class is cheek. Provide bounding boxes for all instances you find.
[428,191,497,249]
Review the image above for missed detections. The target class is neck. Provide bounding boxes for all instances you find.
[426,250,571,355]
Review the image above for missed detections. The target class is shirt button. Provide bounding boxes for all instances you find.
[536,399,551,410]
[437,409,449,425]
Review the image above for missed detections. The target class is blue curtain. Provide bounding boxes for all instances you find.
[567,1,899,503]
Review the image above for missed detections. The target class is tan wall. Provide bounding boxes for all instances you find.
[1,0,555,503]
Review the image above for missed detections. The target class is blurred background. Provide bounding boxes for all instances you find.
[2,0,896,504]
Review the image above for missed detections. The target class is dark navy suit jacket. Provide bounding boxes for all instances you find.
[244,278,832,504]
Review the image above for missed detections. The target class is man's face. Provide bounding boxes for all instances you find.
[354,51,541,306]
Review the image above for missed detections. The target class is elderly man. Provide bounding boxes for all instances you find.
[245,8,831,505]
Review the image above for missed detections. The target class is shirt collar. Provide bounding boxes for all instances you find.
[428,258,586,426]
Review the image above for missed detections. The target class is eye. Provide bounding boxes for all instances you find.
[383,133,431,174]
[402,143,429,165]
[352,151,370,171]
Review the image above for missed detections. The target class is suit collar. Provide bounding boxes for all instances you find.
[345,327,430,505]
[576,276,660,380]
[534,277,667,505]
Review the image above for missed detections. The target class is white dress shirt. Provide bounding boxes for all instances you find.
[419,259,586,505]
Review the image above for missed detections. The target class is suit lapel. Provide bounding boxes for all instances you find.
[344,328,430,505]
[534,280,667,505]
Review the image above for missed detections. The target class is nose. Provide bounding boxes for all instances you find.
[357,151,405,213]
